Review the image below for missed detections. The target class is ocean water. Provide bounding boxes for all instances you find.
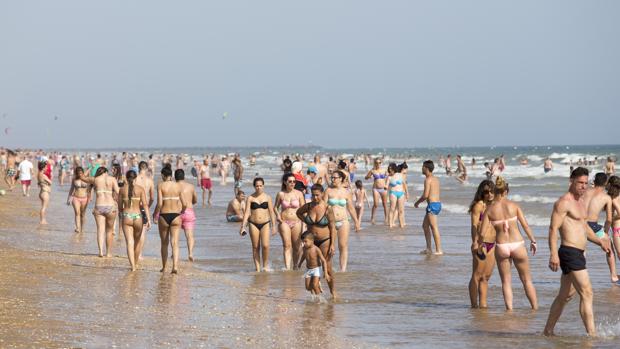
[5,144,620,348]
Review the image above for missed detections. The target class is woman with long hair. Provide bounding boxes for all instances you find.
[386,162,407,228]
[274,173,306,269]
[118,170,151,271]
[67,167,90,233]
[479,177,538,310]
[468,180,495,308]
[79,167,120,257]
[324,170,359,272]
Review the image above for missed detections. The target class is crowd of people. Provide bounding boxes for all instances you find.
[1,147,619,336]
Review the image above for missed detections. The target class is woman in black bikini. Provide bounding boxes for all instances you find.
[296,184,338,298]
[239,177,276,272]
[154,164,186,274]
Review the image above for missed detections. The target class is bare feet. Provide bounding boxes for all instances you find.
[160,268,165,272]
[433,251,444,255]
[171,269,178,274]
[106,253,113,258]
[188,256,194,262]
[40,220,48,225]
[419,249,431,255]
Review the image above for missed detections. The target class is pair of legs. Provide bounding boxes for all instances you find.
[58,172,66,186]
[388,193,405,228]
[613,231,620,282]
[600,236,619,283]
[249,222,271,272]
[22,182,31,196]
[496,245,538,310]
[316,240,336,298]
[122,216,144,271]
[201,187,212,207]
[421,213,443,254]
[305,275,321,295]
[4,173,16,190]
[71,198,88,233]
[279,220,302,270]
[468,248,495,308]
[371,188,388,224]
[158,215,181,273]
[181,221,195,262]
[39,190,49,224]
[93,209,116,257]
[336,220,350,272]
[355,205,364,226]
[544,269,595,336]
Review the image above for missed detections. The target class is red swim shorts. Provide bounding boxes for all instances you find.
[201,178,212,189]
[21,180,31,186]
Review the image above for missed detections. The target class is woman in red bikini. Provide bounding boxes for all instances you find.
[479,177,538,310]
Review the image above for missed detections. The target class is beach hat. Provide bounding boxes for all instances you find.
[308,166,319,174]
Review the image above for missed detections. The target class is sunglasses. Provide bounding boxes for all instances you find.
[286,180,296,184]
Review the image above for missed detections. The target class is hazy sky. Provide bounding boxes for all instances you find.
[1,1,619,149]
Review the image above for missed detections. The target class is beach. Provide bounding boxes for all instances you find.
[1,145,620,348]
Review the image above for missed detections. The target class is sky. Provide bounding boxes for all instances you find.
[0,1,619,149]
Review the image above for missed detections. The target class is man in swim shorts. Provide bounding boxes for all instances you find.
[583,172,617,283]
[544,167,611,337]
[226,190,245,222]
[4,149,17,190]
[199,159,212,207]
[232,155,244,195]
[17,156,34,197]
[414,160,443,255]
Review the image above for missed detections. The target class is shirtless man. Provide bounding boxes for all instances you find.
[135,161,155,258]
[4,149,17,190]
[176,169,198,261]
[544,158,553,173]
[414,160,443,255]
[313,154,329,186]
[199,159,212,207]
[226,190,245,222]
[147,154,156,178]
[583,173,618,283]
[232,156,244,195]
[544,167,611,337]
[444,154,452,175]
[455,155,467,183]
[605,157,616,176]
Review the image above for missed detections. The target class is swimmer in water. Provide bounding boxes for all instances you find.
[298,231,331,297]
[468,180,495,308]
[479,177,537,310]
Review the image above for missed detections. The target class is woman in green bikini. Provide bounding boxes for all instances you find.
[118,170,151,271]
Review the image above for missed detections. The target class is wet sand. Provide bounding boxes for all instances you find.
[0,188,359,349]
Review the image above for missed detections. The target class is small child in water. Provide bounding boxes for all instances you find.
[298,232,330,296]
[354,180,369,222]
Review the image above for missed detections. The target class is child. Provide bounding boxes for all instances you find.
[297,232,330,296]
[414,160,443,255]
[353,180,370,223]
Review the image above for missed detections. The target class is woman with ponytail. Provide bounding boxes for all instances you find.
[118,170,151,271]
[479,177,538,310]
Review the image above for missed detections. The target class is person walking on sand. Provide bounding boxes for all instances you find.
[67,167,90,234]
[414,160,443,255]
[274,173,306,270]
[544,167,611,337]
[176,169,197,262]
[135,161,154,259]
[479,177,538,310]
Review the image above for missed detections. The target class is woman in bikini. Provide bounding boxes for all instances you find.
[239,177,276,272]
[153,165,186,274]
[79,167,120,257]
[67,167,90,233]
[297,184,338,298]
[37,161,52,225]
[365,158,388,225]
[468,180,495,308]
[118,170,151,271]
[324,170,359,272]
[111,163,125,238]
[479,177,538,310]
[274,173,306,270]
[386,163,408,228]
